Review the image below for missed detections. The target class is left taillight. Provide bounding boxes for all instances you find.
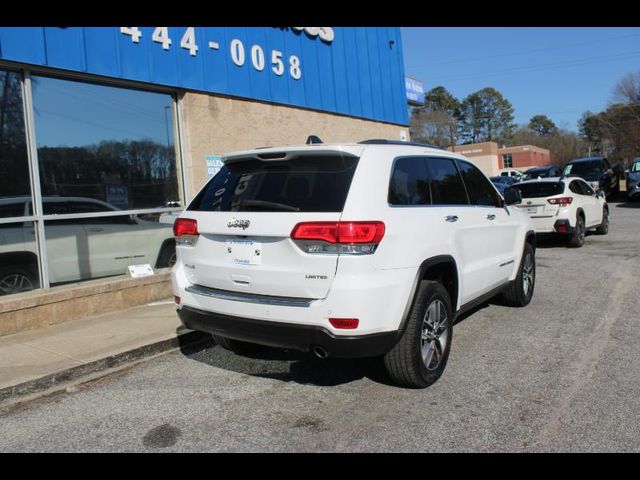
[174,218,199,246]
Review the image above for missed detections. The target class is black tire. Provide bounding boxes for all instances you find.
[211,334,257,354]
[0,265,39,296]
[500,242,535,307]
[156,242,177,268]
[383,281,453,389]
[567,214,585,248]
[595,206,609,235]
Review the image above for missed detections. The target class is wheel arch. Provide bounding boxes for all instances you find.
[398,255,459,333]
[0,251,39,270]
[155,238,176,268]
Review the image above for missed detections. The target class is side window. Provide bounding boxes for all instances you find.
[581,181,594,196]
[569,180,583,195]
[388,157,431,206]
[457,160,503,207]
[427,157,469,205]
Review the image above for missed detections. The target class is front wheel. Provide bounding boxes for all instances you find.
[500,242,535,307]
[383,281,453,389]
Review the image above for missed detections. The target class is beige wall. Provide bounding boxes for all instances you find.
[178,91,409,198]
[466,155,500,176]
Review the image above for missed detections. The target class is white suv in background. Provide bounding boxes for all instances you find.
[512,177,609,247]
[0,196,176,295]
[172,140,536,388]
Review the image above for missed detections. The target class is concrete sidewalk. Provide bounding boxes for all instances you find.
[0,300,207,406]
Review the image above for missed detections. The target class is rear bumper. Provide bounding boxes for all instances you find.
[178,305,401,358]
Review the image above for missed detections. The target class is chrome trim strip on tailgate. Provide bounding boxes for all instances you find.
[185,285,314,307]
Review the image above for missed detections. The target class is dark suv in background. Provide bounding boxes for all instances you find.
[627,158,640,200]
[562,157,622,198]
[523,165,562,180]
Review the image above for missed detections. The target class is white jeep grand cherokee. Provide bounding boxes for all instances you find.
[172,140,536,388]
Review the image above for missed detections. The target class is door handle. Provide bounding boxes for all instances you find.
[88,227,104,232]
[487,214,496,220]
[445,215,459,223]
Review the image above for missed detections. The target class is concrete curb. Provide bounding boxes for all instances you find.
[0,330,210,407]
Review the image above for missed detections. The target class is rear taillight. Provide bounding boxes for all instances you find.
[174,218,199,246]
[547,197,573,207]
[290,221,385,255]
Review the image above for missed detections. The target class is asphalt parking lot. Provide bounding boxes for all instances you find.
[1,200,639,452]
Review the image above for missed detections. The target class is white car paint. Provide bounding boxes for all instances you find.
[512,177,607,234]
[0,197,175,286]
[172,143,534,338]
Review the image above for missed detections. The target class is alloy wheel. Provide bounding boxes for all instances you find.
[0,273,34,296]
[522,252,535,297]
[421,299,449,371]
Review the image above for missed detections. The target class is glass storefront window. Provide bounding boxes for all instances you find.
[0,221,40,296]
[0,69,31,218]
[44,213,175,286]
[32,76,181,214]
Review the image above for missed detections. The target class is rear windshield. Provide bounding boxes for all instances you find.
[514,182,564,198]
[188,154,359,213]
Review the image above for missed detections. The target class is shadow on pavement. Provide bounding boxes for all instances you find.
[615,200,640,209]
[174,292,499,388]
[176,328,393,387]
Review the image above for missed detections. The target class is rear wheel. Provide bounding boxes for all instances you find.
[567,215,585,248]
[383,281,453,389]
[595,206,609,235]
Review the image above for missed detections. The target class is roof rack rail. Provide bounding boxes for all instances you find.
[358,139,444,149]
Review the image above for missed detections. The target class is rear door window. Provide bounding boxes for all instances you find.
[388,157,431,206]
[188,154,359,213]
[426,157,469,205]
[457,160,502,207]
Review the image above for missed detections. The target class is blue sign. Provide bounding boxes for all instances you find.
[0,27,409,126]
[405,76,425,105]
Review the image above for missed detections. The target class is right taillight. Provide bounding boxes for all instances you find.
[291,221,385,255]
[547,197,573,207]
[174,218,199,246]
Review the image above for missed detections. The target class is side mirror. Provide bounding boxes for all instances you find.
[503,186,522,206]
[596,190,605,199]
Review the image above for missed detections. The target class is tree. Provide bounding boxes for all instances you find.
[528,115,558,136]
[612,71,640,106]
[410,86,461,148]
[577,71,640,167]
[459,87,515,144]
[512,125,586,167]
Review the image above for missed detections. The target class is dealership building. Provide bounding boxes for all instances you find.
[0,27,410,335]
[449,142,551,177]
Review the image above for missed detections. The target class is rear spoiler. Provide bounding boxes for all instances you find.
[224,149,360,165]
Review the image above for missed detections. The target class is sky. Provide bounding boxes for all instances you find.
[401,27,640,132]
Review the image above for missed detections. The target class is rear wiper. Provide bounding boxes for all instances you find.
[237,200,300,212]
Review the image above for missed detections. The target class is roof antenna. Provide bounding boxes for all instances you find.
[306,135,323,145]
